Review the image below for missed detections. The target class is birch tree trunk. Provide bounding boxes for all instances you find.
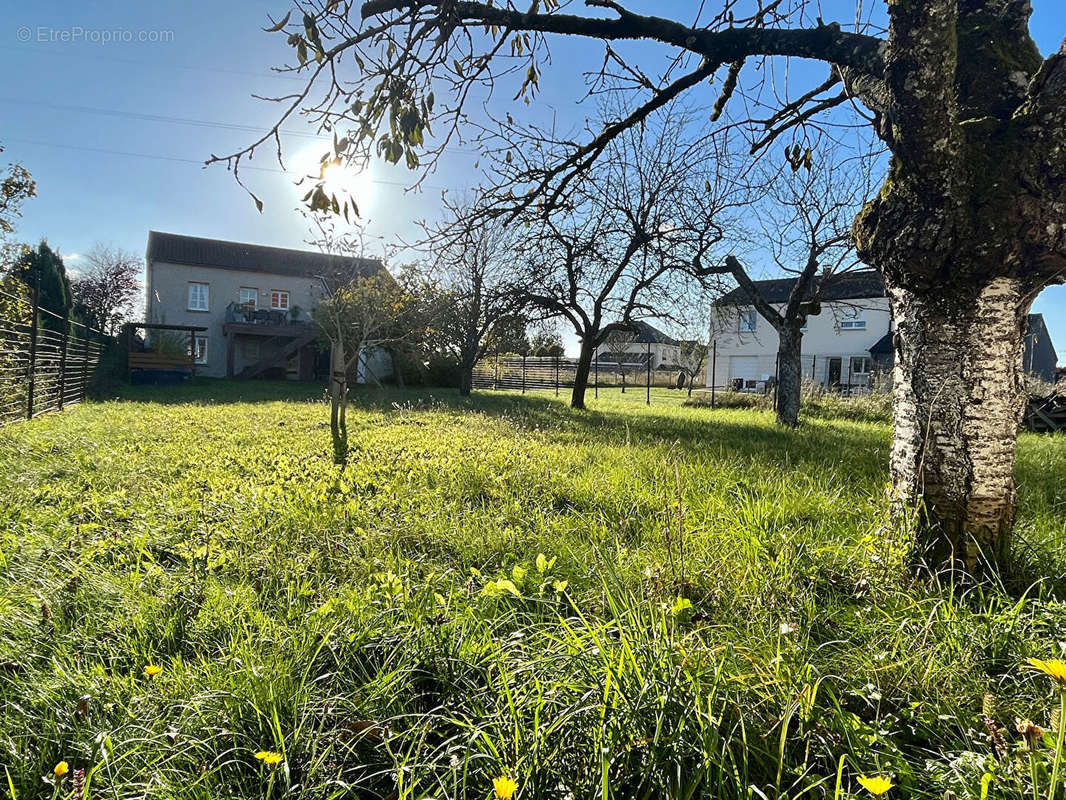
[885,278,1031,572]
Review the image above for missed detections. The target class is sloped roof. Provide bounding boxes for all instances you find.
[716,269,885,306]
[869,331,894,354]
[616,320,680,346]
[1028,313,1058,362]
[146,231,383,280]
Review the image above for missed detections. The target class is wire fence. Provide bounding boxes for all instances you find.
[472,354,698,404]
[0,284,106,427]
[472,346,893,408]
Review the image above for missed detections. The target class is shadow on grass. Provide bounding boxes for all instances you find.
[111,378,892,488]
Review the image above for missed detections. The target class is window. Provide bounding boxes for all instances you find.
[839,309,866,330]
[241,339,260,360]
[191,335,208,364]
[270,290,290,311]
[239,287,258,310]
[188,282,209,311]
[850,356,871,375]
[738,309,757,332]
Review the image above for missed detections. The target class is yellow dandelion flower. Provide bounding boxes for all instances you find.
[53,761,69,779]
[255,750,284,766]
[1026,658,1066,686]
[493,775,519,799]
[857,775,893,796]
[144,664,162,678]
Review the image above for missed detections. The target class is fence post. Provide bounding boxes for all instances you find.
[26,279,40,420]
[594,349,599,399]
[710,341,717,408]
[494,348,499,390]
[81,329,90,401]
[57,317,69,410]
[521,353,526,394]
[773,352,780,411]
[811,354,817,383]
[646,341,651,405]
[554,354,559,397]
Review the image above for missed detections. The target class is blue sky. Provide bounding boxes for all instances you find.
[2,1,1064,355]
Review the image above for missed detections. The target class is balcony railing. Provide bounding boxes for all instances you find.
[224,302,309,326]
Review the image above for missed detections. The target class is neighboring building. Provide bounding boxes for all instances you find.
[144,231,392,381]
[708,269,1057,390]
[593,320,681,369]
[1025,313,1059,383]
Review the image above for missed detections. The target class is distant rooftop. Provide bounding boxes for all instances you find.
[605,320,680,346]
[716,269,885,306]
[146,231,384,281]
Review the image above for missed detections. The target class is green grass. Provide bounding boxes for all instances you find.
[2,379,1066,799]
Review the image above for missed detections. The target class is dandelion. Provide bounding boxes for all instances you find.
[1026,657,1066,686]
[255,750,284,766]
[857,775,893,796]
[493,775,519,799]
[1027,658,1066,800]
[143,664,162,678]
[53,761,69,779]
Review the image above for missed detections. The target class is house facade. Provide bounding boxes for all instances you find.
[708,269,1057,390]
[593,320,681,369]
[144,231,392,381]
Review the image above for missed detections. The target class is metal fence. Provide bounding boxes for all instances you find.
[0,284,106,426]
[473,347,891,408]
[705,346,891,401]
[472,354,696,404]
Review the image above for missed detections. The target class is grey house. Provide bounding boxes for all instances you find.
[145,232,389,380]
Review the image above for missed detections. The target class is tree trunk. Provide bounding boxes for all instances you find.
[775,327,803,427]
[459,362,473,396]
[571,339,594,409]
[329,342,349,466]
[887,277,1030,574]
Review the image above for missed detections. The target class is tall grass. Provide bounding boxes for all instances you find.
[1,381,1064,798]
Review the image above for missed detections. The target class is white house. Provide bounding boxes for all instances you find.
[144,231,393,381]
[593,320,682,369]
[708,269,1057,390]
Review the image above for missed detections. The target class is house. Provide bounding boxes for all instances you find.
[593,320,681,369]
[144,231,392,381]
[708,269,1057,390]
[1024,313,1059,383]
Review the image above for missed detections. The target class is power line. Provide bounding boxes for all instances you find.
[0,96,482,156]
[0,44,308,83]
[1,135,447,191]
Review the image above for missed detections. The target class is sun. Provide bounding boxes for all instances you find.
[291,145,376,214]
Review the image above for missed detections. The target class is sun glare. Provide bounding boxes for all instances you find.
[292,146,375,214]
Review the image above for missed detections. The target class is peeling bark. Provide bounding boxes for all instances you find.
[886,277,1030,573]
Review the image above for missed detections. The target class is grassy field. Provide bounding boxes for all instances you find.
[2,380,1066,799]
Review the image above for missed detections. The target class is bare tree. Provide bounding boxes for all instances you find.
[70,244,142,337]
[308,224,418,465]
[501,108,734,408]
[601,327,637,393]
[671,286,717,397]
[212,1,1066,572]
[724,142,877,426]
[420,197,528,396]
